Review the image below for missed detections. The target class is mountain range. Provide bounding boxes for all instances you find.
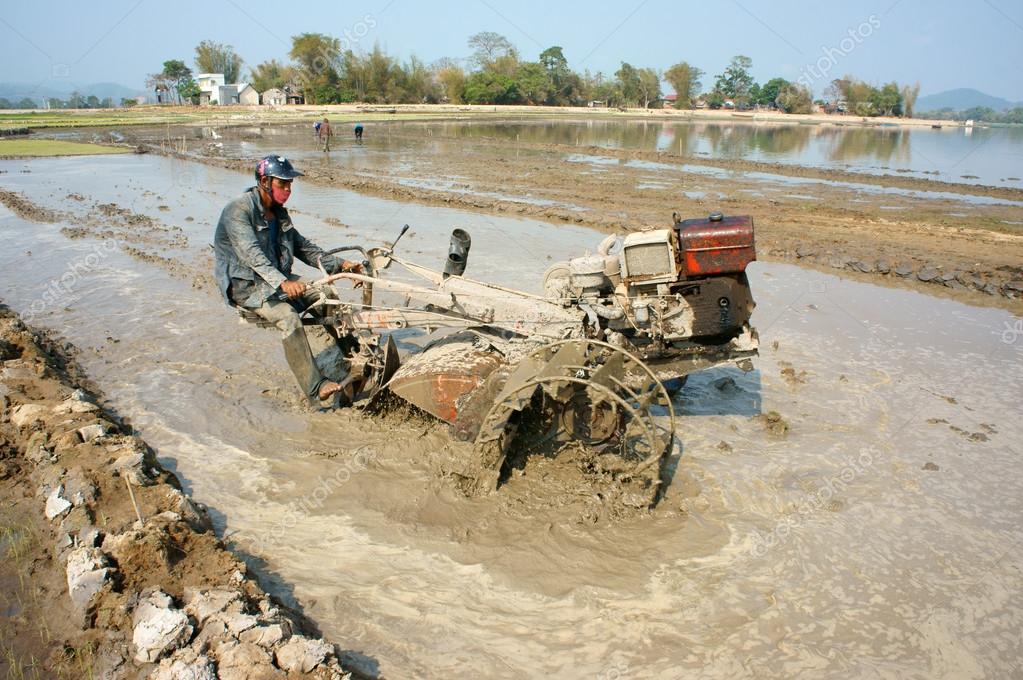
[916,88,1021,112]
[0,81,147,104]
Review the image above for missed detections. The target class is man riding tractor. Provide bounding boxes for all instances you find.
[213,155,363,407]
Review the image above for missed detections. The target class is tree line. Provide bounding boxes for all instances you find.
[5,32,930,117]
[242,32,921,117]
[0,94,134,109]
[919,106,1023,124]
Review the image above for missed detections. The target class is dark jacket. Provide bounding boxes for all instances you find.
[213,187,341,308]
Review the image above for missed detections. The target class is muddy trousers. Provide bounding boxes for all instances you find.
[251,292,328,403]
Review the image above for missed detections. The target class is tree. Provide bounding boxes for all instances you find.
[756,77,789,108]
[250,59,288,93]
[539,46,576,105]
[434,59,466,103]
[637,67,661,108]
[714,55,754,106]
[664,62,703,108]
[515,62,550,104]
[539,46,568,79]
[289,33,342,103]
[121,97,138,107]
[900,82,920,118]
[150,59,192,104]
[86,95,100,108]
[462,71,521,104]
[870,82,902,116]
[177,77,201,105]
[776,83,812,113]
[17,97,37,109]
[615,62,641,106]
[468,31,516,69]
[195,40,244,83]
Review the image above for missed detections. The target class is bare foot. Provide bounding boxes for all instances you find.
[318,381,344,401]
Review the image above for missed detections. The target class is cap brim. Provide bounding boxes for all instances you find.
[276,169,304,179]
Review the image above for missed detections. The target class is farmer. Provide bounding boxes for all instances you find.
[354,122,364,141]
[313,120,321,137]
[318,117,332,151]
[213,155,363,406]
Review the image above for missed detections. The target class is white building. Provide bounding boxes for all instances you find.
[197,73,226,105]
[197,74,258,105]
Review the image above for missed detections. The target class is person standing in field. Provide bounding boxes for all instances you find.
[354,122,364,141]
[318,117,332,152]
[313,120,321,138]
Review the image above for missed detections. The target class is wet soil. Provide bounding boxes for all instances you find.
[1,153,1022,678]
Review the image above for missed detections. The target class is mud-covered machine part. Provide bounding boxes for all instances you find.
[263,212,758,507]
[465,339,676,503]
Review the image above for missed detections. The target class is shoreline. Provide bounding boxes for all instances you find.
[1,102,988,131]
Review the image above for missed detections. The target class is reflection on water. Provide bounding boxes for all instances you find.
[70,118,1023,190]
[390,119,1023,188]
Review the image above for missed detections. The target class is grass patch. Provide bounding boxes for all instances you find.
[0,139,131,157]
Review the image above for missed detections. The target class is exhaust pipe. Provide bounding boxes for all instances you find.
[443,228,471,278]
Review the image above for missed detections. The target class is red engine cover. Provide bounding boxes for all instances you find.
[674,213,756,277]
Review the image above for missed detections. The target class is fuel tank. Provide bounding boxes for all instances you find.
[673,212,756,277]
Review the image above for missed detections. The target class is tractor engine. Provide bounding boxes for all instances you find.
[544,212,757,357]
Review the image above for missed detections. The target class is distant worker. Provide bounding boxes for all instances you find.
[354,123,364,141]
[313,120,321,138]
[318,117,332,152]
[213,155,364,406]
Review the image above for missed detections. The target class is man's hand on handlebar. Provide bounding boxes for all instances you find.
[340,260,365,288]
[280,280,308,300]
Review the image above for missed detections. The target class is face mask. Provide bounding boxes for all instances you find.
[270,183,291,206]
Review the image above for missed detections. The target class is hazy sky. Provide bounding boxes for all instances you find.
[3,0,1022,100]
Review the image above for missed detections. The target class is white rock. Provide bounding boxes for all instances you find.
[11,403,47,427]
[133,591,194,663]
[45,485,73,520]
[184,588,242,626]
[77,423,108,442]
[221,611,259,636]
[65,547,111,611]
[239,622,290,649]
[216,641,282,680]
[275,635,333,674]
[53,400,100,415]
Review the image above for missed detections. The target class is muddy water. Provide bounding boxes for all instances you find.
[405,119,1023,189]
[2,155,1023,679]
